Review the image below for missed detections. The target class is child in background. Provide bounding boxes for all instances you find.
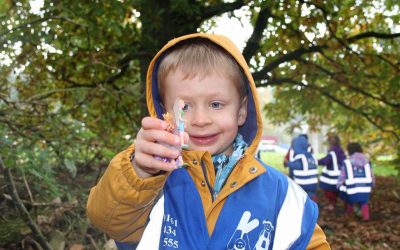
[284,134,313,179]
[338,142,374,220]
[286,135,319,202]
[318,134,346,210]
[86,33,330,249]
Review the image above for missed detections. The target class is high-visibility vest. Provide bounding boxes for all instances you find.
[129,163,318,250]
[319,151,342,191]
[339,159,372,203]
[292,154,319,192]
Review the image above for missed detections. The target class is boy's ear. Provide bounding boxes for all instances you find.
[238,97,248,126]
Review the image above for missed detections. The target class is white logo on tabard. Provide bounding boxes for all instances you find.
[227,211,275,250]
[228,211,259,250]
[254,221,274,250]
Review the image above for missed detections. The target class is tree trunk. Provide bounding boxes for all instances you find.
[137,1,203,117]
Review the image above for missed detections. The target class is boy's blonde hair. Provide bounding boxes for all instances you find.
[157,38,247,101]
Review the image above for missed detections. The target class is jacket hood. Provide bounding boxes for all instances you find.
[146,33,262,155]
[292,136,309,155]
[349,152,368,167]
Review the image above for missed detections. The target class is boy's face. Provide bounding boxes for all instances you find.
[163,69,247,156]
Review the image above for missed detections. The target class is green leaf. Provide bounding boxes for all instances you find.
[64,159,77,178]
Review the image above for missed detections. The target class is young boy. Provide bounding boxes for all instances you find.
[87,33,330,249]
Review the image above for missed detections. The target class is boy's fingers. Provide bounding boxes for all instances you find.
[134,153,177,172]
[138,140,180,160]
[141,117,168,130]
[141,129,180,146]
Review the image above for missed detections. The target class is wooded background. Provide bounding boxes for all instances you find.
[1,0,399,248]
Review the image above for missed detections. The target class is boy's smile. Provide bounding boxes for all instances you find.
[190,133,219,145]
[163,69,247,156]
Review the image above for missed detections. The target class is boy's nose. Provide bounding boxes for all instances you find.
[190,107,212,127]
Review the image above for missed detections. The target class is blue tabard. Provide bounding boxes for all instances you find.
[117,162,319,250]
[339,159,372,204]
[291,154,319,192]
[149,162,318,250]
[159,168,209,249]
[319,151,342,191]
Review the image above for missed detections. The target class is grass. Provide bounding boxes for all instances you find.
[258,151,286,172]
[373,160,399,176]
[258,151,399,177]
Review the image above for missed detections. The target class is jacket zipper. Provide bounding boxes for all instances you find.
[212,154,246,200]
[200,161,215,202]
[200,154,246,202]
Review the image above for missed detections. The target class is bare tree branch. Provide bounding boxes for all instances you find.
[316,87,400,141]
[255,77,298,87]
[0,156,52,250]
[348,32,400,43]
[201,0,245,20]
[253,29,400,81]
[375,54,400,72]
[253,45,324,80]
[296,58,400,108]
[243,6,273,62]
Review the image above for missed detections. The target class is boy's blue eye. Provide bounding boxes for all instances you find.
[182,103,189,111]
[210,102,222,109]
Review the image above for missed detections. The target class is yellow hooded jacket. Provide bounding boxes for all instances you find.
[87,33,330,249]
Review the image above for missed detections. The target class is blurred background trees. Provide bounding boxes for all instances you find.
[1,0,399,247]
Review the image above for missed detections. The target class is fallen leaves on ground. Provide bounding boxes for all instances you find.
[318,176,400,249]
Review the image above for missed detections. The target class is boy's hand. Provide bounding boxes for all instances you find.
[133,117,182,178]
